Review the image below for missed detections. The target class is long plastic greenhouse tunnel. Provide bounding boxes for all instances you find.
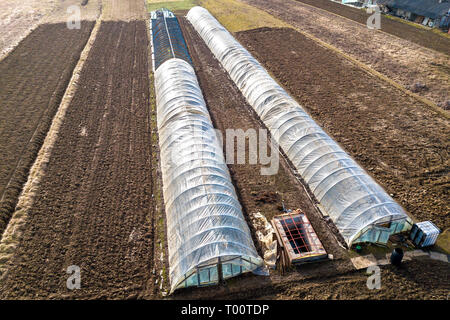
[155,58,263,293]
[186,6,413,247]
[150,8,192,71]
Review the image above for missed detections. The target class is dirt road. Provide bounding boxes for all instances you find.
[241,0,450,109]
[236,27,449,231]
[0,21,156,299]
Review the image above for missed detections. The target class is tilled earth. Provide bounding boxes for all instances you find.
[293,0,450,54]
[0,22,94,236]
[103,0,148,21]
[259,259,449,300]
[170,258,449,299]
[236,27,449,231]
[0,21,156,299]
[241,0,450,109]
[0,0,101,61]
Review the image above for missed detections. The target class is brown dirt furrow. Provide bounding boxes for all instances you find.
[175,17,354,299]
[235,27,449,230]
[241,0,450,109]
[0,21,155,299]
[0,22,95,236]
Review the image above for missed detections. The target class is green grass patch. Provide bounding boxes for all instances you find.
[382,13,430,30]
[200,0,290,32]
[148,0,198,12]
[383,14,450,39]
[147,0,290,32]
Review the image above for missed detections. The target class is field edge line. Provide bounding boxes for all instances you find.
[292,0,450,54]
[145,16,171,298]
[234,0,449,119]
[289,26,450,120]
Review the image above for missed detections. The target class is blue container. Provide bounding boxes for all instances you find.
[390,248,404,266]
[410,221,440,248]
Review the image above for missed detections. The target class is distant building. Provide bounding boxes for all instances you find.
[341,0,366,8]
[377,0,450,29]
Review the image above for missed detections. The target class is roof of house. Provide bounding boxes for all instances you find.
[377,0,450,18]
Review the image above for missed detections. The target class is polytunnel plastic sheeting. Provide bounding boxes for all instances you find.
[155,58,263,293]
[150,8,192,70]
[186,7,411,246]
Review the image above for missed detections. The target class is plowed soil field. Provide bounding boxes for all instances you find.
[103,0,148,21]
[241,0,450,109]
[259,258,450,300]
[0,21,156,299]
[235,27,449,231]
[0,22,94,236]
[294,0,450,54]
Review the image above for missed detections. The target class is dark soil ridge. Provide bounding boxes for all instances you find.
[0,21,95,237]
[236,27,449,230]
[0,21,156,299]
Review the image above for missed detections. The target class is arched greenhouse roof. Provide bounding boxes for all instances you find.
[155,58,263,292]
[187,6,412,246]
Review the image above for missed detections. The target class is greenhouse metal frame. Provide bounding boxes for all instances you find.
[186,6,413,247]
[155,58,263,293]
